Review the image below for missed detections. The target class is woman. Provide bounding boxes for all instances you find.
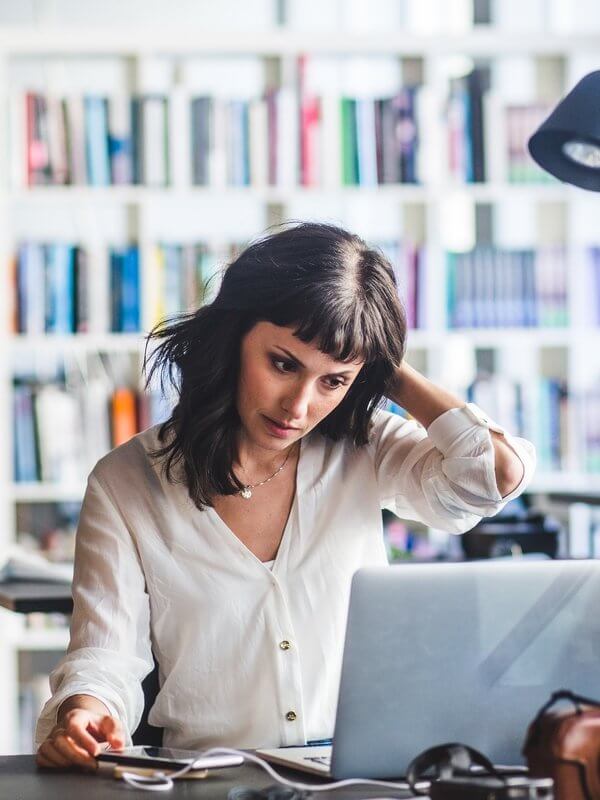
[35,222,535,771]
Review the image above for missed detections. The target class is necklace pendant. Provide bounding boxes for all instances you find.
[240,487,252,499]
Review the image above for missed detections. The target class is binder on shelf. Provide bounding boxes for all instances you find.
[13,384,38,484]
[45,244,75,335]
[110,245,140,333]
[108,94,133,186]
[84,96,111,187]
[141,94,170,187]
[63,94,87,185]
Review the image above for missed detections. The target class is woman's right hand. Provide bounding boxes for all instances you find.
[36,708,126,771]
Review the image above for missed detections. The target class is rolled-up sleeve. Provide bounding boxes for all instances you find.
[35,472,154,747]
[372,405,536,534]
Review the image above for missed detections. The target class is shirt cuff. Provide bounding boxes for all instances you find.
[426,403,505,455]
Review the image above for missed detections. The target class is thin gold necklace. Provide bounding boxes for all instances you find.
[238,446,294,500]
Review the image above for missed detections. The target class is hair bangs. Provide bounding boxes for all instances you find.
[264,291,397,366]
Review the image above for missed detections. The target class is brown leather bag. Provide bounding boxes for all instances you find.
[523,689,600,800]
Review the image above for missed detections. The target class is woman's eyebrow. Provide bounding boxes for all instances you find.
[273,346,355,377]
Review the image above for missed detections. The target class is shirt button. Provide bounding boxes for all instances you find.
[279,640,291,650]
[285,711,297,722]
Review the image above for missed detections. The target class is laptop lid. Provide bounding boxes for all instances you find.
[330,560,600,779]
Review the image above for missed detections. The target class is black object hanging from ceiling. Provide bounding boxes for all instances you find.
[528,70,600,191]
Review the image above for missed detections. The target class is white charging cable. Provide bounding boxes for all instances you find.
[118,746,427,794]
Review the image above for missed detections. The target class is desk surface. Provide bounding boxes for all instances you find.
[0,581,73,614]
[0,755,413,799]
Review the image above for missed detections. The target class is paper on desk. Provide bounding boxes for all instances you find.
[0,545,73,583]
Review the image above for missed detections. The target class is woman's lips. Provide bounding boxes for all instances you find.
[262,415,300,438]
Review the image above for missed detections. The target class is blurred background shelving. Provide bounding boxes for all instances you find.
[2,0,600,754]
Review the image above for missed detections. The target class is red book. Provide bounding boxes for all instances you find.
[298,55,320,186]
[26,92,50,186]
[112,387,138,447]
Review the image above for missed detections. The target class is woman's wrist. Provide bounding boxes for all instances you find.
[56,694,111,726]
[387,362,465,429]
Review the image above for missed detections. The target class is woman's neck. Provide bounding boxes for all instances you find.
[234,438,299,481]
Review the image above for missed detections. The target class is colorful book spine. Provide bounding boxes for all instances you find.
[112,387,138,447]
[84,96,111,186]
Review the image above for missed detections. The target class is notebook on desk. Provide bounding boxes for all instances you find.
[257,560,600,779]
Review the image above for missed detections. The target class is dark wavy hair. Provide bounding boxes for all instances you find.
[144,221,407,509]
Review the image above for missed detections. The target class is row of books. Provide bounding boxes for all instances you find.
[20,83,422,188]
[13,374,170,483]
[12,239,424,334]
[14,242,140,334]
[150,242,236,324]
[17,80,554,189]
[446,246,568,329]
[24,92,168,187]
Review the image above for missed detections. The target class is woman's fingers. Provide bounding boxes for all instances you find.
[36,739,71,768]
[97,715,125,749]
[35,751,55,768]
[64,713,103,756]
[36,710,125,771]
[52,732,97,770]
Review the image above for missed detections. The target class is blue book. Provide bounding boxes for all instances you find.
[13,384,39,482]
[110,249,123,332]
[163,244,183,317]
[522,250,538,327]
[121,245,140,332]
[18,242,46,334]
[46,243,75,333]
[84,96,111,186]
[446,252,457,328]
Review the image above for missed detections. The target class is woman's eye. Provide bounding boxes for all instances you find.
[271,358,295,373]
[324,378,345,390]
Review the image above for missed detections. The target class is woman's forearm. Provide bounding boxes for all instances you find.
[386,362,465,428]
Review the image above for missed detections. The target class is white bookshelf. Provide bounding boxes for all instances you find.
[2,1,600,754]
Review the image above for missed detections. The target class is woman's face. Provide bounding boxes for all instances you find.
[237,321,364,453]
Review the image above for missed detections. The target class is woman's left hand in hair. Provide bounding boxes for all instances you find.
[386,362,524,498]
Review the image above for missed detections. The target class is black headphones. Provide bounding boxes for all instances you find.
[406,742,506,794]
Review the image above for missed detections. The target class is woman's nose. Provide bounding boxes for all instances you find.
[281,381,311,421]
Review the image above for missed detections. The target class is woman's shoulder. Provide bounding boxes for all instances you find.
[89,423,167,489]
[367,408,423,439]
[311,409,421,468]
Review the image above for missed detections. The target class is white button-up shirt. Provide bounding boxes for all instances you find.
[35,405,536,749]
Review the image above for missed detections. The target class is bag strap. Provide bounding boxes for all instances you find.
[406,743,505,795]
[535,689,600,719]
[527,689,600,747]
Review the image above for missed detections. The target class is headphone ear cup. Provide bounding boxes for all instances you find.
[406,743,463,793]
[406,742,500,793]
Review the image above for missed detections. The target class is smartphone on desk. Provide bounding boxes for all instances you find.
[96,746,244,771]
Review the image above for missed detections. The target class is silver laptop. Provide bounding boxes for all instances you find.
[258,560,600,779]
